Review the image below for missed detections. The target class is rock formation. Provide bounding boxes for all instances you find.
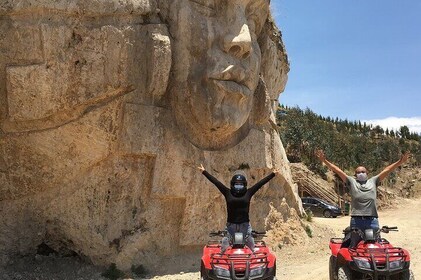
[0,0,303,270]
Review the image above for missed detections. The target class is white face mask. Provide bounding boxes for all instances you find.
[356,172,368,182]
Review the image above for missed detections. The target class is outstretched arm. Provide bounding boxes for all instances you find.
[248,168,280,196]
[378,152,411,182]
[197,164,228,195]
[315,149,348,183]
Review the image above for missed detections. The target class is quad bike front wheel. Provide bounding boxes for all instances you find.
[200,262,209,280]
[337,266,352,280]
[329,256,336,280]
[408,269,415,280]
[397,269,415,280]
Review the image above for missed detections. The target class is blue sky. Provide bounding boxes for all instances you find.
[270,0,421,133]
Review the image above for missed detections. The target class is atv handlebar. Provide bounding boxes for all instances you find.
[342,225,398,235]
[383,226,397,230]
[381,226,398,233]
[209,230,226,237]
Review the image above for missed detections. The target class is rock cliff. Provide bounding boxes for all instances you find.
[0,0,303,270]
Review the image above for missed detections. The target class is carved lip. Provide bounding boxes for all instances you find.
[208,65,253,97]
[210,80,252,98]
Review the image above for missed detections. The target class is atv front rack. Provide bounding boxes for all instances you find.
[210,252,269,280]
[207,240,267,246]
[211,251,269,265]
[350,246,407,262]
[349,246,409,276]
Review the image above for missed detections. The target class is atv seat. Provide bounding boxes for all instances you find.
[341,227,363,248]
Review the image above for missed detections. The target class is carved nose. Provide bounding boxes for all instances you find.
[223,23,252,59]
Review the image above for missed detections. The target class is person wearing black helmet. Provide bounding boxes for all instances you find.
[198,164,280,252]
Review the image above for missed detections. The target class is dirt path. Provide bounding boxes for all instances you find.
[1,198,419,280]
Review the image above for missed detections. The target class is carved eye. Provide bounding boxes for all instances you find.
[189,0,216,17]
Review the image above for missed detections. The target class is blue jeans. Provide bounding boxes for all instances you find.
[350,216,379,231]
[221,222,254,252]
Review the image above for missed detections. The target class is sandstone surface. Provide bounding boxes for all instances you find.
[0,0,303,270]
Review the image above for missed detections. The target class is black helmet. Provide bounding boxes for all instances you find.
[230,174,247,197]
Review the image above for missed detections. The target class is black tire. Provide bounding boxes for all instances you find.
[324,209,332,218]
[391,269,415,280]
[268,263,277,280]
[329,256,336,280]
[401,269,415,280]
[337,266,352,280]
[200,262,209,280]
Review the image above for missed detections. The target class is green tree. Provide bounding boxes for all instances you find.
[399,126,410,139]
[276,106,421,176]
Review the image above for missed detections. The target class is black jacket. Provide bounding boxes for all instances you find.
[202,170,275,224]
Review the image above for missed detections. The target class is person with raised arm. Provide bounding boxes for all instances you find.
[315,149,410,231]
[198,164,280,253]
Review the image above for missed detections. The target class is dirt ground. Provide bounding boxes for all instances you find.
[1,198,420,280]
[278,197,421,280]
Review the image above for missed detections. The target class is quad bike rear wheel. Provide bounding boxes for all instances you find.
[337,266,352,280]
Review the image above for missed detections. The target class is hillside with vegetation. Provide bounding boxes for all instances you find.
[276,105,421,200]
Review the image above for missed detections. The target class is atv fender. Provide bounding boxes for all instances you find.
[336,249,353,267]
[329,239,342,257]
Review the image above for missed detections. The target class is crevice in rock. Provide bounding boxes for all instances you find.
[1,85,135,134]
[36,242,57,256]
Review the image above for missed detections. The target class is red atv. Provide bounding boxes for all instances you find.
[200,230,277,280]
[329,225,414,280]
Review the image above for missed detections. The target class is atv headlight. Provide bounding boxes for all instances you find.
[389,260,403,270]
[354,258,371,269]
[249,266,265,277]
[214,267,230,278]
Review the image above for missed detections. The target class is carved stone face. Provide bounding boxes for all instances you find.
[165,0,270,150]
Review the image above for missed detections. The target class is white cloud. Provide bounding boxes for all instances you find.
[362,117,421,134]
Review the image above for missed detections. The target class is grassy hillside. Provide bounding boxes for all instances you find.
[277,105,421,186]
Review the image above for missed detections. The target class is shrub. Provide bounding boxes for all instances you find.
[305,209,313,222]
[305,225,313,238]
